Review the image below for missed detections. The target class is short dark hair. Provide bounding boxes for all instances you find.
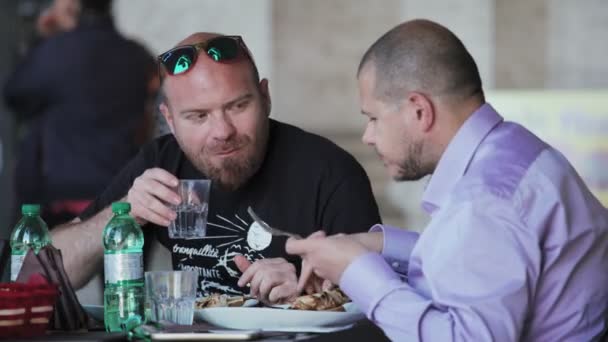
[358,19,484,103]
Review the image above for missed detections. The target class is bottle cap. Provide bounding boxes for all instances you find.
[21,204,41,215]
[111,202,131,214]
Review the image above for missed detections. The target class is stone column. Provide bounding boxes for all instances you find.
[546,0,608,88]
[402,0,495,89]
[272,0,402,133]
[495,0,547,88]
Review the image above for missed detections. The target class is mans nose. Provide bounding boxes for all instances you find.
[212,115,237,141]
[362,125,375,146]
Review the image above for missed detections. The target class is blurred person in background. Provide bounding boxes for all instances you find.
[3,0,80,228]
[4,0,158,227]
[14,0,81,58]
[35,0,80,40]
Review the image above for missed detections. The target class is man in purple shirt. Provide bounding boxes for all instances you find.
[287,19,608,341]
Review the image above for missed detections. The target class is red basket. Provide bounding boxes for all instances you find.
[0,277,58,338]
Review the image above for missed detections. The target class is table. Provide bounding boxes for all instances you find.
[14,320,389,341]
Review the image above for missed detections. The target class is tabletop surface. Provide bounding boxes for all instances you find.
[10,320,389,341]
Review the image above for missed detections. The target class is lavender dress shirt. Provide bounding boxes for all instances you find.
[341,103,608,341]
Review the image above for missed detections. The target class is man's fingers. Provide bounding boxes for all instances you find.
[248,273,264,298]
[131,191,175,224]
[260,271,297,304]
[290,232,326,293]
[308,230,327,239]
[297,260,314,293]
[238,261,261,288]
[257,277,279,302]
[286,238,314,256]
[125,168,182,227]
[234,255,252,273]
[135,177,180,205]
[238,258,291,287]
[254,258,289,265]
[244,260,297,301]
[268,283,296,304]
[139,191,175,219]
[143,168,179,188]
[130,195,172,226]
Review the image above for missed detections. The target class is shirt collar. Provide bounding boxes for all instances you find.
[421,103,503,214]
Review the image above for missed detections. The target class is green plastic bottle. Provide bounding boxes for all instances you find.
[10,204,51,281]
[103,202,145,332]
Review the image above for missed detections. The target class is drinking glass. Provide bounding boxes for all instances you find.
[168,179,211,239]
[145,270,198,325]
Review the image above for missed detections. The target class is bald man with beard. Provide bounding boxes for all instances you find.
[51,32,381,304]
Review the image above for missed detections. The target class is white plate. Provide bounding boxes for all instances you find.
[194,302,365,331]
[83,304,104,322]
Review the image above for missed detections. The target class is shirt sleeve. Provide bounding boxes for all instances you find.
[79,146,150,220]
[340,198,540,341]
[370,224,419,275]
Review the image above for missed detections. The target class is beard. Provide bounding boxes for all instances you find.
[390,139,429,182]
[178,125,269,192]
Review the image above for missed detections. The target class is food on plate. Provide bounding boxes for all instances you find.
[195,293,247,309]
[290,288,350,311]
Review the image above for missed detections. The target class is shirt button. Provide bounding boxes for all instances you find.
[391,261,400,269]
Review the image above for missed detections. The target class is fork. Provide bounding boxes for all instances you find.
[247,206,302,239]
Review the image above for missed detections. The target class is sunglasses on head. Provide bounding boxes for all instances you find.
[158,35,253,76]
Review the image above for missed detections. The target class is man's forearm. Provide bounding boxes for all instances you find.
[51,207,113,289]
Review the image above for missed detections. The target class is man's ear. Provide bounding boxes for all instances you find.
[259,78,271,117]
[407,92,435,133]
[159,102,175,135]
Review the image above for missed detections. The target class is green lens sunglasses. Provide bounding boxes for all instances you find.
[157,35,253,76]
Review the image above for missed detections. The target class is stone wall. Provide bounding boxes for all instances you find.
[272,0,401,132]
[546,0,608,88]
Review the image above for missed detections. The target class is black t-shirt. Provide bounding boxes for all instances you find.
[81,119,381,296]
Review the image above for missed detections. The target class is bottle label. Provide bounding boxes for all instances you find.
[104,252,143,284]
[11,254,26,281]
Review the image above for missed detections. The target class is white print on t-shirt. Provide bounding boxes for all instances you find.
[170,212,274,296]
[177,264,222,280]
[216,245,249,278]
[247,221,272,251]
[195,244,263,296]
[172,244,219,260]
[204,213,273,251]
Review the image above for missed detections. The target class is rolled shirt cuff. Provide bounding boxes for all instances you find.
[369,224,419,274]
